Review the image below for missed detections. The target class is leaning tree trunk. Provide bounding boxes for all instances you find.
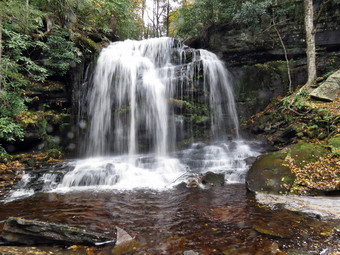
[304,0,316,85]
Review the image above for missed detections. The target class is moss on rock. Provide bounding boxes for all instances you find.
[246,150,294,194]
[327,136,340,155]
[246,142,337,195]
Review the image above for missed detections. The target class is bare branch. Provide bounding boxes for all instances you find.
[313,0,331,34]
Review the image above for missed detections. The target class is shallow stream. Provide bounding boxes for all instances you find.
[0,142,339,254]
[0,184,339,254]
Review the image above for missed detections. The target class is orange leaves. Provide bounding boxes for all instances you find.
[0,152,63,199]
[288,155,340,194]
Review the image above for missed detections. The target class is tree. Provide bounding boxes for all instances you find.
[233,0,294,92]
[171,0,242,39]
[0,16,3,91]
[304,0,316,85]
[145,0,172,38]
[303,0,337,85]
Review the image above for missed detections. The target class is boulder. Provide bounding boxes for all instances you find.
[246,150,295,194]
[246,143,329,194]
[1,217,116,246]
[310,69,340,101]
[201,171,225,186]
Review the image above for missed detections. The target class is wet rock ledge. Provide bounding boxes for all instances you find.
[1,217,116,246]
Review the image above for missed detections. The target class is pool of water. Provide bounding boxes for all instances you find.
[0,184,339,254]
[0,141,339,254]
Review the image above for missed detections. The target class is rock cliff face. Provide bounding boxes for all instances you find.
[188,3,340,120]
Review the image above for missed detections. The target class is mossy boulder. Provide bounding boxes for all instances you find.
[246,143,329,194]
[284,143,328,168]
[327,136,340,155]
[246,150,294,194]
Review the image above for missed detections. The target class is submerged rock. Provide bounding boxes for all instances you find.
[111,228,140,255]
[310,69,340,101]
[1,217,116,246]
[252,222,292,238]
[115,227,134,245]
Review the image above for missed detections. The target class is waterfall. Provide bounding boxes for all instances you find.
[199,50,239,139]
[84,37,239,158]
[6,37,257,198]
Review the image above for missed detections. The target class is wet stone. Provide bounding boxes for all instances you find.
[252,222,293,239]
[246,151,294,194]
[1,217,116,246]
[183,250,200,255]
[201,171,225,187]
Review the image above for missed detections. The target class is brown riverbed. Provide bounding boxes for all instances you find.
[0,184,339,254]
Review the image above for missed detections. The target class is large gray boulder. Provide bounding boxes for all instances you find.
[310,69,340,101]
[1,217,116,246]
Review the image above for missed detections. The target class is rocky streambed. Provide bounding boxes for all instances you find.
[0,175,339,254]
[0,139,338,254]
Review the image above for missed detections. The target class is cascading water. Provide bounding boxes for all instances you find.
[6,37,259,198]
[86,38,175,157]
[84,37,239,157]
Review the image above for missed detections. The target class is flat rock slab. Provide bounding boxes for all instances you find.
[1,217,116,246]
[310,69,340,101]
[256,193,340,219]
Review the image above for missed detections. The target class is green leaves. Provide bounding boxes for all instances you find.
[172,0,242,39]
[0,118,24,142]
[42,28,81,76]
[3,24,50,82]
[233,0,272,26]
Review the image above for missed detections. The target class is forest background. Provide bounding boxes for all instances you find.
[0,0,338,156]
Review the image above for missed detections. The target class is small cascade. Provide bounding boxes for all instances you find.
[85,38,175,157]
[199,50,239,138]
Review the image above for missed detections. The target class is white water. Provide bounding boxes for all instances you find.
[85,37,240,157]
[87,38,175,157]
[199,50,239,138]
[6,140,259,201]
[6,38,260,199]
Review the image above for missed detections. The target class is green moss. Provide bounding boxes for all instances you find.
[327,136,340,156]
[328,136,340,148]
[285,143,329,168]
[115,106,130,115]
[76,34,100,52]
[247,150,294,194]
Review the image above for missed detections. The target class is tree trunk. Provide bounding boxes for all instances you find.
[304,0,316,85]
[166,0,170,36]
[0,16,3,91]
